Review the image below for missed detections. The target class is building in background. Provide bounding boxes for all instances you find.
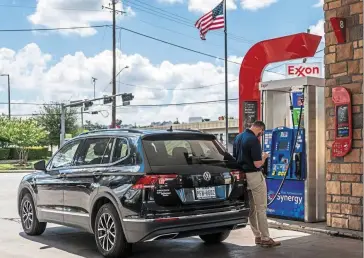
[148,118,239,153]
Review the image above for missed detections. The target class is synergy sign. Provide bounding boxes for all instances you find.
[286,63,322,78]
[266,179,305,220]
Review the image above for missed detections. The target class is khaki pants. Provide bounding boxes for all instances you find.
[246,171,270,240]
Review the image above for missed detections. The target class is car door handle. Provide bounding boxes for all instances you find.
[93,171,103,177]
[57,172,66,178]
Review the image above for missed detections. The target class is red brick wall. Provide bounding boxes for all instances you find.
[324,0,363,231]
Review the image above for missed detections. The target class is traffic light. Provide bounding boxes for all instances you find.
[103,95,113,104]
[121,93,134,106]
[121,93,134,102]
[84,100,93,111]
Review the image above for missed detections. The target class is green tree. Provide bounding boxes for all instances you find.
[84,120,108,131]
[36,104,78,147]
[0,117,48,164]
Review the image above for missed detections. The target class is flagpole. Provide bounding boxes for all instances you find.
[224,0,229,151]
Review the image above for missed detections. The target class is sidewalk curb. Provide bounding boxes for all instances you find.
[0,170,33,173]
[268,220,363,240]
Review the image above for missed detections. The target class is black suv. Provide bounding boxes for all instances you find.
[17,129,250,257]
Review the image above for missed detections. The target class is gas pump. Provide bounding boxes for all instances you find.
[260,76,326,222]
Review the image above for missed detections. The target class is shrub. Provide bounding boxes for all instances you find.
[0,149,10,160]
[9,147,49,160]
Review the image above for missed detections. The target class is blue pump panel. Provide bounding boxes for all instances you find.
[263,127,306,180]
[263,130,273,176]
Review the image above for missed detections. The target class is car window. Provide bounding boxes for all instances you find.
[112,138,129,162]
[51,140,81,169]
[75,138,113,166]
[142,133,236,167]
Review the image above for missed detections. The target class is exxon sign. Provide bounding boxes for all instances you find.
[285,63,322,78]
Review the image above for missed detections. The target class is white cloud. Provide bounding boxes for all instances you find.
[188,0,237,13]
[0,43,286,126]
[240,0,278,11]
[309,19,324,38]
[313,0,324,8]
[28,0,134,37]
[158,0,184,4]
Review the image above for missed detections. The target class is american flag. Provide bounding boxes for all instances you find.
[195,1,225,40]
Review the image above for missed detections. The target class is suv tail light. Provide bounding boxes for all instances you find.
[230,170,246,181]
[132,174,178,189]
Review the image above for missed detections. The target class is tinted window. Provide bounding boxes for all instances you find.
[143,134,233,166]
[75,138,113,165]
[112,138,129,162]
[51,140,81,169]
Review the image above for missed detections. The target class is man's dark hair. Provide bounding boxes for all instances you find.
[252,120,265,130]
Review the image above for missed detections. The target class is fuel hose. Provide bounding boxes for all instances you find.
[267,87,305,206]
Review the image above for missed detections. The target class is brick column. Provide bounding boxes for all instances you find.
[324,0,363,231]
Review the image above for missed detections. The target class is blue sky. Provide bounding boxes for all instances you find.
[0,0,325,125]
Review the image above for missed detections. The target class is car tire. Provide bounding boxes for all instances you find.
[199,231,230,244]
[94,203,132,258]
[20,193,47,235]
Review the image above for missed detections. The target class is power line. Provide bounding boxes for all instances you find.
[122,0,253,44]
[116,79,238,91]
[116,98,239,108]
[0,4,104,12]
[0,2,254,44]
[115,26,284,75]
[0,102,58,106]
[0,25,111,32]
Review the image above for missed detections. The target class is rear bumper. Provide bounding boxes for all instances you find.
[122,207,249,243]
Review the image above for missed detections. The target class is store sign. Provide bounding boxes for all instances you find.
[286,63,322,78]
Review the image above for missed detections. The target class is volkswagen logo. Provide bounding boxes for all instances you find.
[203,171,211,181]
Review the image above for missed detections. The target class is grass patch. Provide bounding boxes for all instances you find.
[0,159,50,171]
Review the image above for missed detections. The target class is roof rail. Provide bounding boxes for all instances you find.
[78,128,143,136]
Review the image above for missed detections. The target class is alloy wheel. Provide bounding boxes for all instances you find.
[97,213,116,252]
[22,200,33,230]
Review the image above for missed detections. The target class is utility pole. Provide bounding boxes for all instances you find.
[111,0,117,128]
[81,107,84,131]
[1,74,10,119]
[92,77,97,98]
[102,1,126,128]
[60,104,66,146]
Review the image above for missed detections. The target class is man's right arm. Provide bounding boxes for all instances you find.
[251,139,268,168]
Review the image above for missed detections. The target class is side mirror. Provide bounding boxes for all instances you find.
[34,160,46,171]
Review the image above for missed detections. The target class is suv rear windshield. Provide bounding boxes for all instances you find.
[142,133,235,166]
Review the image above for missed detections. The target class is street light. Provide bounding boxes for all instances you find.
[92,77,98,99]
[1,74,10,119]
[115,65,129,80]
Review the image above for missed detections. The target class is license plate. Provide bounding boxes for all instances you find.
[195,187,216,200]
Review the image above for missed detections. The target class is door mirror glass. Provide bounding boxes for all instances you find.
[34,160,46,171]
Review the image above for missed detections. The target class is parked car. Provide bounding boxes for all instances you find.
[17,128,250,258]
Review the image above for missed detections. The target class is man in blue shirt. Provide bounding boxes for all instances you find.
[233,121,281,248]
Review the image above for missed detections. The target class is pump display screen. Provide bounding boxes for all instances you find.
[278,141,289,150]
[337,105,348,124]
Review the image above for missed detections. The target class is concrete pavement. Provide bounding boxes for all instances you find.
[0,173,362,258]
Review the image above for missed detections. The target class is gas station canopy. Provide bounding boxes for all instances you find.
[259,76,325,92]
